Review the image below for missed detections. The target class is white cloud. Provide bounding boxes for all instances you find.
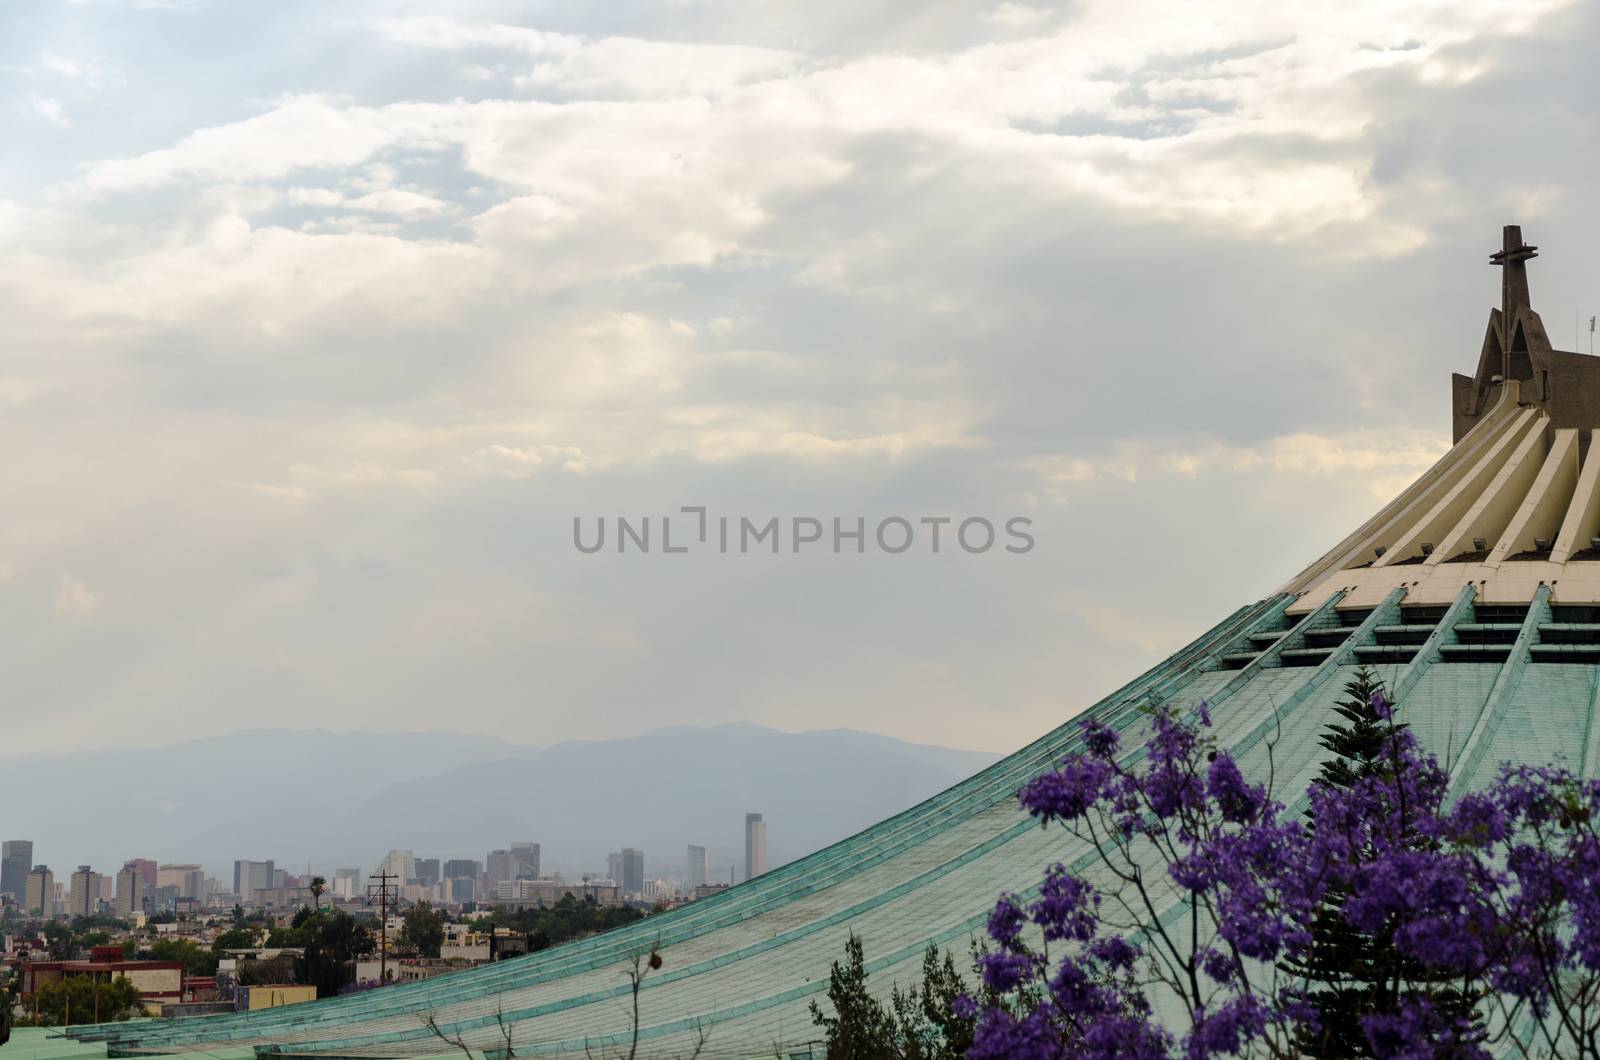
[27,93,70,127]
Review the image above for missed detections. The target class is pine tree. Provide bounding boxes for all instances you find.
[1288,668,1477,1057]
[809,933,898,1059]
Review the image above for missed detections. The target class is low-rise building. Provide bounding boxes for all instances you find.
[20,947,185,1012]
[236,984,317,1010]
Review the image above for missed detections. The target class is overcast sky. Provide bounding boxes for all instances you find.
[3,0,1598,757]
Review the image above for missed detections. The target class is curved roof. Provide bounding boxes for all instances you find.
[67,228,1600,1058]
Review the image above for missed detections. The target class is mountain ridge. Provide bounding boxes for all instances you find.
[0,723,1001,882]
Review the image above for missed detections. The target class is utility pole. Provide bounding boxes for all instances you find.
[366,872,399,986]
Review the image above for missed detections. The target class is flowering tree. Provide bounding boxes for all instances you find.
[965,679,1600,1059]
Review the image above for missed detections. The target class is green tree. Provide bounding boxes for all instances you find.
[295,909,375,998]
[484,894,644,952]
[398,901,446,959]
[809,933,898,1059]
[887,944,977,1060]
[148,938,220,977]
[1286,668,1478,1057]
[236,954,298,986]
[211,926,259,953]
[309,876,327,909]
[26,975,143,1026]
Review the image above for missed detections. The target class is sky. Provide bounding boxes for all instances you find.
[2,0,1598,758]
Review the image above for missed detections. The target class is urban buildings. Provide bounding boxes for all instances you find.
[484,849,513,890]
[1,839,33,902]
[620,849,643,896]
[114,862,144,918]
[686,844,708,889]
[510,842,540,879]
[744,813,767,882]
[378,849,416,883]
[231,860,274,904]
[24,865,53,916]
[67,866,100,917]
[156,864,205,899]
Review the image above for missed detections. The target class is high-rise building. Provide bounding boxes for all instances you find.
[157,864,205,899]
[68,866,101,917]
[379,850,416,883]
[115,862,145,917]
[443,859,480,881]
[485,850,514,889]
[127,858,157,891]
[415,858,440,886]
[744,814,767,882]
[233,859,274,904]
[1,840,33,902]
[23,865,53,916]
[605,852,623,885]
[619,849,644,896]
[686,845,708,888]
[510,842,540,879]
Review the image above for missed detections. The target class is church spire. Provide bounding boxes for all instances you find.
[1489,223,1538,318]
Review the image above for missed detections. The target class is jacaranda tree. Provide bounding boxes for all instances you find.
[963,687,1600,1058]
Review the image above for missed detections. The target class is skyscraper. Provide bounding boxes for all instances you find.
[233,859,274,904]
[485,850,513,889]
[443,859,480,881]
[606,852,623,885]
[24,865,52,916]
[621,849,644,896]
[1,840,33,902]
[744,814,767,882]
[415,859,441,886]
[69,866,100,917]
[157,864,205,899]
[128,858,157,891]
[115,862,144,917]
[686,845,708,888]
[510,842,540,879]
[378,850,416,883]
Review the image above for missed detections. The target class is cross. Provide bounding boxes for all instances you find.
[1490,224,1537,318]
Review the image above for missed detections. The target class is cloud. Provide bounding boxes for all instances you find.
[1,0,1595,761]
[27,93,70,127]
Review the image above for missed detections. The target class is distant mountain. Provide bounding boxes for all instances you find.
[0,724,999,881]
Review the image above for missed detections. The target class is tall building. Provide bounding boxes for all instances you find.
[157,864,205,899]
[127,858,157,891]
[510,842,540,879]
[485,850,514,889]
[744,814,767,882]
[68,866,100,917]
[605,852,622,884]
[378,850,416,883]
[233,860,274,904]
[114,862,145,917]
[23,865,53,916]
[443,859,480,881]
[415,858,441,886]
[686,845,708,888]
[85,226,1600,1059]
[1,840,33,902]
[620,849,644,896]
